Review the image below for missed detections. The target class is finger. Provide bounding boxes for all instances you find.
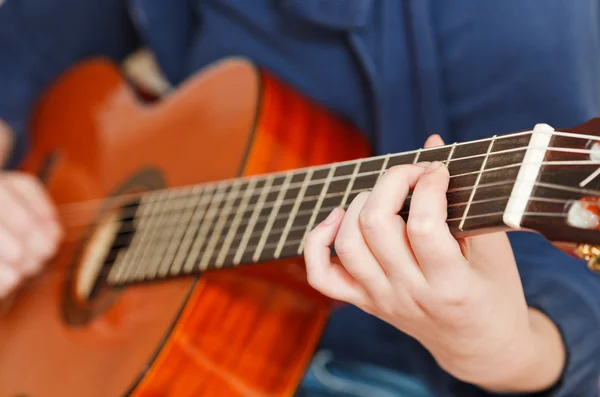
[0,264,20,299]
[334,192,392,300]
[0,184,36,236]
[424,134,445,149]
[0,222,41,276]
[464,232,516,275]
[304,207,369,305]
[0,223,23,264]
[359,165,427,286]
[0,186,57,260]
[407,162,467,283]
[5,173,60,223]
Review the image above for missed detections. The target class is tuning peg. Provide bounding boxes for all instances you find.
[574,244,600,272]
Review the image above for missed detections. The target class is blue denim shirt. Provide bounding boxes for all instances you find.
[1,0,600,395]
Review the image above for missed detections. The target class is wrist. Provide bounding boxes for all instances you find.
[474,307,566,393]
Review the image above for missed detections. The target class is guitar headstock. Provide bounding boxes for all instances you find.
[517,117,600,270]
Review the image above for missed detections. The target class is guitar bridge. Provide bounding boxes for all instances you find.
[574,244,600,272]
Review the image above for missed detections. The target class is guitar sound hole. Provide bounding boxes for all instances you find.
[61,167,166,327]
[80,199,139,301]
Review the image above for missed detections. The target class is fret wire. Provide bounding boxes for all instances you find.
[253,172,294,262]
[107,178,517,253]
[247,212,510,255]
[108,208,570,285]
[297,165,337,255]
[182,183,228,273]
[116,161,514,230]
[93,142,542,230]
[459,136,496,231]
[378,154,391,178]
[109,250,127,284]
[109,197,148,282]
[145,190,189,280]
[169,186,214,275]
[135,190,181,281]
[108,138,542,281]
[234,175,274,265]
[157,186,204,277]
[215,179,257,267]
[413,149,422,164]
[446,142,457,165]
[109,176,520,243]
[198,180,243,270]
[114,196,152,282]
[132,191,173,281]
[63,132,557,223]
[109,195,153,283]
[275,170,314,258]
[116,193,570,279]
[580,167,600,187]
[341,161,361,207]
[122,191,167,282]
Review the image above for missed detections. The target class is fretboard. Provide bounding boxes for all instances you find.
[107,132,532,286]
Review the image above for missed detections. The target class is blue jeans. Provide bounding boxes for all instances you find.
[295,350,434,397]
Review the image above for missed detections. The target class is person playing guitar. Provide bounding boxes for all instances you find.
[0,1,599,396]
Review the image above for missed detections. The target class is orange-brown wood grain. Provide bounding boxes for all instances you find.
[0,57,370,397]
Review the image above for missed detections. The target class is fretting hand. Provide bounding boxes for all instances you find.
[303,135,566,393]
[0,120,62,298]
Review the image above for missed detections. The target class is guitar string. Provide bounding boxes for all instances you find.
[56,158,600,231]
[14,127,600,286]
[52,141,595,218]
[58,177,519,230]
[99,194,570,250]
[40,209,568,286]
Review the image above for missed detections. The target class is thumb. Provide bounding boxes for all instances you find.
[0,120,14,167]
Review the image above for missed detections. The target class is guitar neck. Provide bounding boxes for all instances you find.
[107,130,534,286]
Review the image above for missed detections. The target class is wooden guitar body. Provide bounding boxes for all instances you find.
[0,58,370,397]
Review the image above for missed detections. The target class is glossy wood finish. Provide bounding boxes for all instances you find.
[0,57,370,396]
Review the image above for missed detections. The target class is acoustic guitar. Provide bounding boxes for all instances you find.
[1,57,599,397]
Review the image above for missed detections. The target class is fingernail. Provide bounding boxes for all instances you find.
[426,161,443,173]
[322,208,341,226]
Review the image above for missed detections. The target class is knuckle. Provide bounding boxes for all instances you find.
[385,164,411,177]
[435,285,471,311]
[381,166,407,184]
[358,207,383,232]
[305,270,323,291]
[407,215,436,238]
